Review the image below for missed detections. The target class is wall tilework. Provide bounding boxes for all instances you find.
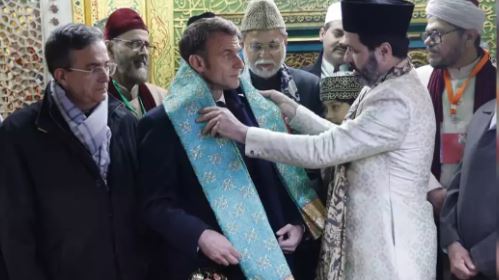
[0,0,495,117]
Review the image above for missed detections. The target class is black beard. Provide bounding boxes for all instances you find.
[354,53,380,87]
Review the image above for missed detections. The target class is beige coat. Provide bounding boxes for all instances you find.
[245,70,437,280]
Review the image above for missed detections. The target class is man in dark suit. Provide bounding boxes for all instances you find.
[240,0,322,116]
[0,252,6,280]
[440,99,496,280]
[0,24,146,280]
[303,2,347,78]
[138,16,324,280]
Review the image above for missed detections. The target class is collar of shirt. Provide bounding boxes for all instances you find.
[321,57,336,78]
[215,94,226,104]
[447,56,480,80]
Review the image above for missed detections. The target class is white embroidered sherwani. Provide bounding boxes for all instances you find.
[244,69,437,280]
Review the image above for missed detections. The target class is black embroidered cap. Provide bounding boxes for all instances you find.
[341,0,414,37]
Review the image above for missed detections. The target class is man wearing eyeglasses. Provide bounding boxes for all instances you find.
[240,0,323,116]
[104,8,167,118]
[240,2,325,278]
[416,1,496,279]
[0,24,148,280]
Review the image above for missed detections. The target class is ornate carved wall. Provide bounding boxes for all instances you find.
[0,0,45,117]
[71,0,175,91]
[71,0,496,90]
[0,0,72,118]
[0,0,495,117]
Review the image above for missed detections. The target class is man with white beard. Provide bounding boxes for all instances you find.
[239,1,324,279]
[104,8,167,118]
[240,0,323,116]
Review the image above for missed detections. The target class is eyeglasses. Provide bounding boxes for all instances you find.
[113,38,156,51]
[421,28,460,45]
[67,62,117,76]
[248,42,283,53]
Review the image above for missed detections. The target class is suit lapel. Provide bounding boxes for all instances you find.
[464,102,495,152]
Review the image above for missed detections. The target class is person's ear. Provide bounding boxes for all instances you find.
[188,54,206,73]
[375,42,392,62]
[464,30,478,46]
[53,68,68,88]
[105,40,116,60]
[319,26,326,42]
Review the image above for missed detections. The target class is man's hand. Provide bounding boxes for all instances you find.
[276,224,304,254]
[427,187,447,217]
[448,241,478,279]
[198,229,241,266]
[259,90,299,120]
[197,107,248,143]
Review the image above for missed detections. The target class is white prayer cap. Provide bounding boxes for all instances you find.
[426,0,485,34]
[325,2,342,24]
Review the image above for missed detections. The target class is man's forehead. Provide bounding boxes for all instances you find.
[208,33,240,49]
[245,29,285,42]
[425,17,453,31]
[116,29,149,40]
[71,40,109,65]
[342,31,358,44]
[327,20,343,31]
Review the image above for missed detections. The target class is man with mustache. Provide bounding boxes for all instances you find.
[240,2,326,278]
[241,0,323,116]
[417,0,496,211]
[198,0,438,279]
[304,2,349,78]
[104,8,167,118]
[416,1,496,279]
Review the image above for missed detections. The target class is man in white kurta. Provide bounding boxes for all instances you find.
[416,0,495,214]
[198,0,437,279]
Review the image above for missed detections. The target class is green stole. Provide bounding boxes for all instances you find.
[163,62,325,279]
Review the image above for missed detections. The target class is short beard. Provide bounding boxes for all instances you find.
[115,54,149,85]
[428,46,464,69]
[244,47,286,79]
[355,52,380,87]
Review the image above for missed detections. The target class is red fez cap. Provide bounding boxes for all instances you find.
[104,8,148,40]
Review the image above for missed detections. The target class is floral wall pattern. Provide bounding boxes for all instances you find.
[0,0,495,117]
[0,0,45,117]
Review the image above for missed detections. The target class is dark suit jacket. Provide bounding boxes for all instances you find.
[440,99,497,279]
[138,90,302,280]
[302,51,323,78]
[0,90,147,280]
[290,67,323,116]
[250,67,323,116]
[0,251,6,280]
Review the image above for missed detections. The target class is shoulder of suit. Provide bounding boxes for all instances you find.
[288,67,320,83]
[1,101,42,132]
[478,99,497,113]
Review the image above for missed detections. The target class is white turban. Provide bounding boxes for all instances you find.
[325,2,342,24]
[426,0,485,34]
